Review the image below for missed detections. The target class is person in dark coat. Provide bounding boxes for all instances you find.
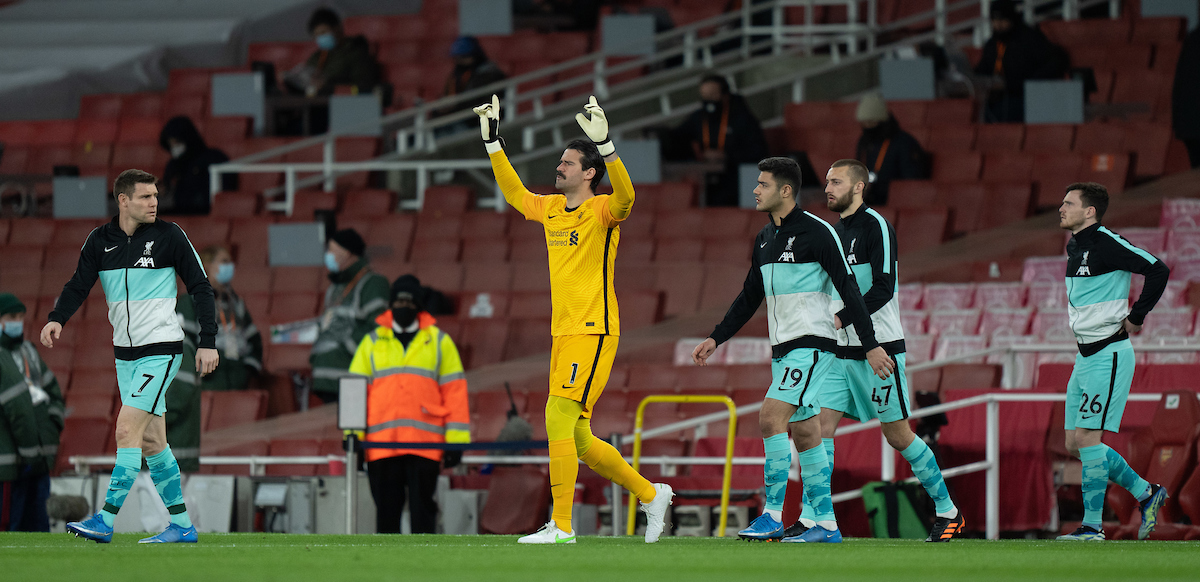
[973,0,1068,123]
[853,94,929,206]
[674,74,769,206]
[289,7,381,97]
[159,116,237,215]
[1172,26,1200,169]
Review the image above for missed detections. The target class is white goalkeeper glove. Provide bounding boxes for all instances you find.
[575,95,614,156]
[473,94,504,154]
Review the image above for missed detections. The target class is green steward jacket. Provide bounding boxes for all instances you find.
[310,259,390,396]
[0,335,64,481]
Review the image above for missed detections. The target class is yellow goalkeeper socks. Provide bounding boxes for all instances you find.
[548,438,577,534]
[578,437,656,503]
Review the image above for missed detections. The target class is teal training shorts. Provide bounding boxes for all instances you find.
[767,347,837,423]
[1064,339,1135,433]
[116,354,183,417]
[822,353,910,423]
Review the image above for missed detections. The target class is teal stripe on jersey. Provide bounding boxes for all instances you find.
[864,208,892,274]
[1099,227,1157,264]
[98,269,124,301]
[1067,270,1131,307]
[126,267,179,301]
[807,212,852,275]
[761,262,831,295]
[850,263,872,295]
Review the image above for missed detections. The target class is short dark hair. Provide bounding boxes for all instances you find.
[113,169,158,202]
[699,73,730,96]
[1067,182,1109,222]
[831,159,870,193]
[307,7,341,33]
[565,139,606,192]
[757,157,802,197]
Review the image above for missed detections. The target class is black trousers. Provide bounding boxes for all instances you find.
[367,455,440,534]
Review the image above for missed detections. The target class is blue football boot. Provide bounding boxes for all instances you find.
[738,513,785,540]
[781,524,843,543]
[1138,483,1169,540]
[139,523,199,544]
[66,513,114,543]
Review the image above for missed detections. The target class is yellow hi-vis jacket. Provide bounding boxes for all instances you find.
[349,310,470,463]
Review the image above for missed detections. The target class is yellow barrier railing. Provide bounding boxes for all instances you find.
[626,394,737,537]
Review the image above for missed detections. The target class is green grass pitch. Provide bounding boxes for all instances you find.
[2,534,1199,582]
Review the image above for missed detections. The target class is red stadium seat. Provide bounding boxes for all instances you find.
[931,152,981,182]
[889,180,938,209]
[887,100,927,128]
[461,262,514,292]
[1024,124,1075,153]
[461,238,509,262]
[978,182,1033,230]
[927,309,982,336]
[74,120,119,146]
[56,418,113,474]
[510,261,551,292]
[115,117,163,144]
[479,467,550,535]
[981,152,1034,183]
[459,319,510,368]
[655,209,704,239]
[409,238,461,263]
[205,117,250,149]
[1133,16,1185,43]
[1032,153,1085,208]
[460,212,509,240]
[26,146,76,175]
[939,363,1001,389]
[162,95,207,121]
[0,147,28,174]
[654,238,703,261]
[895,207,949,253]
[412,214,463,243]
[202,440,269,475]
[79,94,124,120]
[975,124,1025,153]
[1123,122,1172,177]
[1078,153,1131,195]
[121,93,163,119]
[654,261,703,317]
[934,182,986,234]
[1042,18,1129,46]
[977,307,1033,336]
[268,293,319,324]
[1111,70,1168,120]
[699,264,749,311]
[206,390,268,432]
[973,282,1026,308]
[926,124,975,153]
[922,283,975,310]
[507,292,552,319]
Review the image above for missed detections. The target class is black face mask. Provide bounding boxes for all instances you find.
[392,307,418,328]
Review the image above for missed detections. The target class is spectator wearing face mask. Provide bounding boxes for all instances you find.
[286,7,382,98]
[349,274,470,534]
[164,245,262,471]
[0,293,64,532]
[853,93,930,206]
[673,74,768,206]
[159,116,238,215]
[310,229,390,405]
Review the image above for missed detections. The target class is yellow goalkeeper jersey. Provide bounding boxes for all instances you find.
[488,150,635,337]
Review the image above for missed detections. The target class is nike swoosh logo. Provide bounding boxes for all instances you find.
[1080,415,1094,420]
[105,246,118,252]
[555,534,575,543]
[760,242,767,248]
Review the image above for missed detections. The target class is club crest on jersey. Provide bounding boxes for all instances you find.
[1082,251,1089,265]
[785,236,795,251]
[143,241,154,256]
[569,231,579,246]
[847,238,859,264]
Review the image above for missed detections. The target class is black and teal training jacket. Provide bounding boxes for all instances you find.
[48,216,217,361]
[1066,223,1170,356]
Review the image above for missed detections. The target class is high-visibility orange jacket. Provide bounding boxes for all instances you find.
[349,311,470,462]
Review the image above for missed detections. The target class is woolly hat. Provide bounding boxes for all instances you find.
[391,274,424,309]
[450,36,481,57]
[856,93,889,124]
[329,228,366,257]
[0,293,26,317]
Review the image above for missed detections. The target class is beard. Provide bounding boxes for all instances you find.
[827,193,853,213]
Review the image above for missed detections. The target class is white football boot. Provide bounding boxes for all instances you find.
[641,483,675,543]
[518,522,577,544]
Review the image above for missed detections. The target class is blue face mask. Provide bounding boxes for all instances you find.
[324,252,341,273]
[316,33,336,51]
[216,263,235,285]
[2,321,23,338]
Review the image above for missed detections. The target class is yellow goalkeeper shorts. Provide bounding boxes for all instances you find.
[548,334,619,419]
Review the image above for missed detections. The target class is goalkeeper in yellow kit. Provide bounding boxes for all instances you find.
[474,94,673,544]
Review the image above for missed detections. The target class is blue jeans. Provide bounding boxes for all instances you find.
[2,471,51,532]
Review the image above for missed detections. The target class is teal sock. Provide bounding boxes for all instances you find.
[763,433,791,513]
[797,444,834,523]
[900,438,955,516]
[146,446,192,528]
[1103,445,1150,501]
[1079,444,1109,529]
[101,448,142,527]
[799,438,834,524]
